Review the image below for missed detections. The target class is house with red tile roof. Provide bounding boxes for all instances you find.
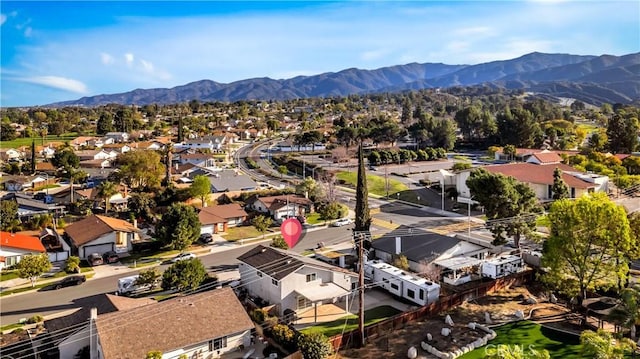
[455,162,609,204]
[0,231,46,269]
[525,151,563,165]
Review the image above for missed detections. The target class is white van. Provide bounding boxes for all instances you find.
[117,275,157,296]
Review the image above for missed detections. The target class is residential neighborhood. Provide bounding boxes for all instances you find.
[1,58,639,359]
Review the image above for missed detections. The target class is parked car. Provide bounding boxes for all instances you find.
[199,233,213,244]
[103,251,120,264]
[54,275,86,290]
[332,218,353,227]
[171,252,197,263]
[87,253,104,266]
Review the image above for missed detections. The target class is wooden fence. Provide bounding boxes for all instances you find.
[327,270,534,351]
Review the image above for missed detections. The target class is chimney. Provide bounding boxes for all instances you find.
[395,236,401,255]
[133,219,138,228]
[90,307,98,320]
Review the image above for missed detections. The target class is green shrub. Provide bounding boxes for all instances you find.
[271,324,297,350]
[297,332,332,359]
[65,256,81,273]
[251,308,267,324]
[271,236,288,249]
[27,315,44,324]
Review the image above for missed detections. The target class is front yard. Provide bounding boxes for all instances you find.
[221,225,275,241]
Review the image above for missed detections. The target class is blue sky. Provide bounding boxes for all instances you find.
[1,1,638,107]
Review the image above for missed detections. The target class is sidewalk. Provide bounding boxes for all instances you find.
[0,224,331,296]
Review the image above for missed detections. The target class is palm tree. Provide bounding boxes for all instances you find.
[97,181,118,214]
[609,284,640,341]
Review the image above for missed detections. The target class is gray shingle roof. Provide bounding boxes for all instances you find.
[372,229,461,263]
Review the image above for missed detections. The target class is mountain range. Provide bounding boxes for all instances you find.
[51,52,640,107]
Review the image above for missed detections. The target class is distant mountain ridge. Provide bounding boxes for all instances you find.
[50,52,640,107]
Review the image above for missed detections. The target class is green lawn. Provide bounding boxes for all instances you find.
[0,134,78,149]
[300,305,401,337]
[336,171,408,197]
[459,321,582,359]
[221,225,273,241]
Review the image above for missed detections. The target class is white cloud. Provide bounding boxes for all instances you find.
[361,49,389,61]
[139,59,153,72]
[18,76,88,94]
[454,26,495,37]
[446,41,470,52]
[124,53,134,66]
[101,52,114,65]
[0,14,7,26]
[24,26,32,37]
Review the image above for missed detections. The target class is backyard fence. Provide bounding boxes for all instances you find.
[327,270,534,351]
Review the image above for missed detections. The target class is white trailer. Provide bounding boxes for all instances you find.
[117,275,157,296]
[481,254,524,279]
[365,260,440,306]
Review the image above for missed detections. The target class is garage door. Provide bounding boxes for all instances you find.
[200,225,214,235]
[82,243,113,259]
[48,251,69,262]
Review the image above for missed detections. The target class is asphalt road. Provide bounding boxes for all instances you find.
[0,226,357,325]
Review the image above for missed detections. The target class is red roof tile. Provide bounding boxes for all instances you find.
[483,163,596,189]
[530,152,562,164]
[0,231,46,252]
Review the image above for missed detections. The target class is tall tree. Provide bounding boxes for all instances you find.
[541,193,633,309]
[16,253,52,287]
[128,193,156,223]
[163,142,174,187]
[96,181,118,213]
[190,175,211,207]
[30,140,36,174]
[113,150,165,190]
[607,111,640,154]
[0,200,21,231]
[156,203,200,250]
[96,112,115,135]
[161,258,207,291]
[354,144,371,232]
[466,168,540,247]
[551,168,569,200]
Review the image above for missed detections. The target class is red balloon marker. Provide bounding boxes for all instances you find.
[281,218,303,249]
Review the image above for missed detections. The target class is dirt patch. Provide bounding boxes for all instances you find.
[337,285,573,359]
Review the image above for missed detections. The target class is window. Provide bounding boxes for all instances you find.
[272,278,278,286]
[407,289,415,299]
[116,233,125,245]
[209,336,227,351]
[306,273,317,282]
[390,283,399,290]
[297,296,312,310]
[419,289,424,300]
[256,271,263,277]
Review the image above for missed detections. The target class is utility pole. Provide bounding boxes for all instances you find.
[354,144,371,348]
[356,231,366,347]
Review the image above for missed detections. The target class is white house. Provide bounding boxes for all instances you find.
[64,215,138,259]
[175,135,227,153]
[198,203,248,235]
[238,245,357,321]
[370,230,490,273]
[455,163,609,204]
[96,287,254,359]
[104,132,130,143]
[245,194,313,221]
[0,231,47,269]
